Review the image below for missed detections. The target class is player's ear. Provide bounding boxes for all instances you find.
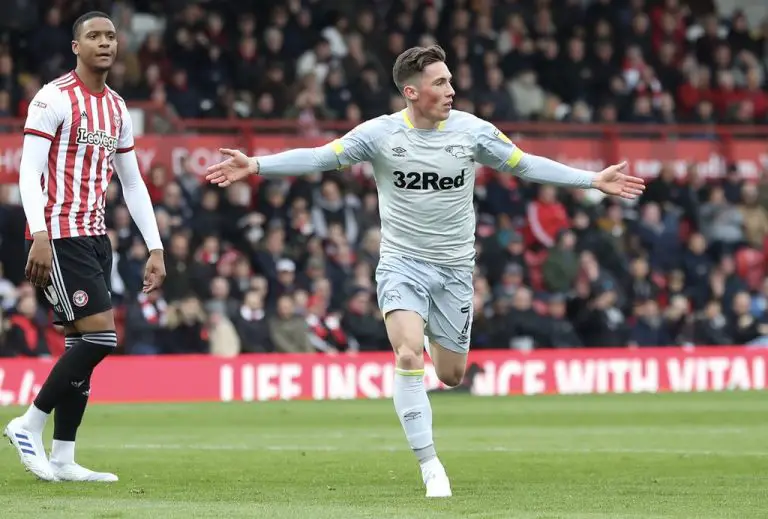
[403,85,418,102]
[72,40,79,56]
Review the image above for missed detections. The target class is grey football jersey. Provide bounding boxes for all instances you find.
[331,110,520,268]
[257,109,594,269]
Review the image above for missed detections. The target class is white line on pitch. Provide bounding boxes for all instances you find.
[91,444,768,457]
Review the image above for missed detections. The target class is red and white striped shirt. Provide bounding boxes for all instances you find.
[23,70,134,240]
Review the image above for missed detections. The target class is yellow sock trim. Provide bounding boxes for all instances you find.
[395,368,425,376]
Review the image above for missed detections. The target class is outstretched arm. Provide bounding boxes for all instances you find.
[206,119,382,186]
[474,120,644,199]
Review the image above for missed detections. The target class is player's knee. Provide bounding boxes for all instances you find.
[436,366,465,388]
[394,344,424,371]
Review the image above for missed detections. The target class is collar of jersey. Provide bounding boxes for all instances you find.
[402,110,446,130]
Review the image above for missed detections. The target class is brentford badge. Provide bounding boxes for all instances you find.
[113,113,121,129]
[72,290,89,307]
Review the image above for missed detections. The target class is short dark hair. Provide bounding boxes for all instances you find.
[72,11,113,39]
[392,45,446,92]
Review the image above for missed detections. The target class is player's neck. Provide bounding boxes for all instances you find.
[405,107,440,130]
[74,65,108,95]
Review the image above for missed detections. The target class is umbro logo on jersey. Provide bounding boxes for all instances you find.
[81,111,88,120]
[392,147,407,157]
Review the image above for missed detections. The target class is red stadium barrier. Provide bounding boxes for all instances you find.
[0,347,764,405]
[0,133,766,183]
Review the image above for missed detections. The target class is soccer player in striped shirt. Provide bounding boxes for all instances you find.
[206,45,645,497]
[4,12,165,482]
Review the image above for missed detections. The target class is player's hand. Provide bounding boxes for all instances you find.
[143,249,166,294]
[592,161,646,200]
[205,148,258,187]
[25,233,52,288]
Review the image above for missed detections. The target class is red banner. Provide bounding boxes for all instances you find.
[1,135,766,182]
[0,347,764,405]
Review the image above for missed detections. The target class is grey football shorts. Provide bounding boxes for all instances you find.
[375,254,473,354]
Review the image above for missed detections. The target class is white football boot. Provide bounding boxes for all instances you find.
[50,460,118,482]
[3,417,58,481]
[422,459,452,498]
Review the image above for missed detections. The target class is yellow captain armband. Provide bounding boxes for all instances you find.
[493,128,513,144]
[328,139,346,170]
[330,139,344,155]
[506,148,524,168]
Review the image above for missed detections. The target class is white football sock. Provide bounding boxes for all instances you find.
[393,368,437,465]
[51,440,75,464]
[21,404,49,433]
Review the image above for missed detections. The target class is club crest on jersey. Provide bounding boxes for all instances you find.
[76,127,118,152]
[72,290,89,307]
[113,113,122,129]
[444,145,472,160]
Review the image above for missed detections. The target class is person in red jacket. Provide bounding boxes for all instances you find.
[527,185,570,248]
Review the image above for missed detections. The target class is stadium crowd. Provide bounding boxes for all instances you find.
[1,0,768,356]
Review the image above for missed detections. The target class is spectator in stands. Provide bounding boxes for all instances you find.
[166,295,209,354]
[700,185,745,256]
[206,276,239,321]
[693,299,731,345]
[729,291,761,345]
[542,293,582,348]
[722,164,745,204]
[664,295,693,345]
[577,281,629,347]
[0,263,18,312]
[0,53,20,114]
[630,299,672,347]
[740,183,768,249]
[269,294,313,353]
[311,178,360,246]
[502,287,548,350]
[0,294,48,357]
[626,256,659,306]
[635,201,681,272]
[236,289,272,354]
[527,185,569,248]
[542,229,579,294]
[124,291,168,355]
[508,69,545,120]
[0,90,12,131]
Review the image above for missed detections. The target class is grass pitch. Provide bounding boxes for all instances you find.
[1,392,767,518]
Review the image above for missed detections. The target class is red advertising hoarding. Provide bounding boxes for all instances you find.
[0,135,766,182]
[0,347,764,406]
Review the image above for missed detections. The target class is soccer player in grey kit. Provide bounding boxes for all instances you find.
[206,45,645,497]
